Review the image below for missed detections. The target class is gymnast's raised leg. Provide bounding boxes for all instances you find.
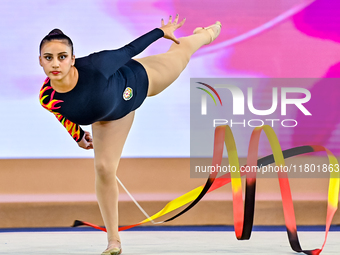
[135,21,221,97]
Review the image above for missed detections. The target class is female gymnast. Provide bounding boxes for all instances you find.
[39,15,221,255]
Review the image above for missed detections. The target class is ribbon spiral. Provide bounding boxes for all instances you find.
[73,125,339,255]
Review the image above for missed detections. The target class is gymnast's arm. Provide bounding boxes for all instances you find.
[50,111,85,143]
[47,111,93,149]
[39,85,93,149]
[89,15,185,78]
[89,28,165,79]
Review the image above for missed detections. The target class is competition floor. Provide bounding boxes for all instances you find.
[1,226,340,255]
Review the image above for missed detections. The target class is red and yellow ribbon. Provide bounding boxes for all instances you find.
[73,125,339,254]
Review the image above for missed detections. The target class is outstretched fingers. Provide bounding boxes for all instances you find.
[169,14,185,28]
[176,16,186,29]
[161,14,185,27]
[160,14,186,44]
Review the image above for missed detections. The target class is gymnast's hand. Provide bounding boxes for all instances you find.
[160,14,186,44]
[77,131,93,150]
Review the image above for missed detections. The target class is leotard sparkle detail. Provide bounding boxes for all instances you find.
[39,28,164,142]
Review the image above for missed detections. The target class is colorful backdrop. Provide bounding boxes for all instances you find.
[0,0,339,158]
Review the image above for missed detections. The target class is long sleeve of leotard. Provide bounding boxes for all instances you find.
[39,83,85,142]
[52,112,85,142]
[90,28,165,79]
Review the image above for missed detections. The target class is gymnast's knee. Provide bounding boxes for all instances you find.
[94,160,118,180]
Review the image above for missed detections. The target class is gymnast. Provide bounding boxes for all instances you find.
[39,15,221,255]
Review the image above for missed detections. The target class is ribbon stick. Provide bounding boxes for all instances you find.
[73,125,339,254]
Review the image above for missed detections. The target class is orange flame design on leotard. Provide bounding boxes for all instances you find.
[39,85,63,111]
[39,78,82,142]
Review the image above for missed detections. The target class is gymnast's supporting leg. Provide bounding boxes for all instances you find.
[134,22,221,96]
[90,23,221,254]
[91,111,135,254]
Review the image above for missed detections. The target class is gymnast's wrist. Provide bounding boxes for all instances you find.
[156,27,165,37]
[76,130,85,143]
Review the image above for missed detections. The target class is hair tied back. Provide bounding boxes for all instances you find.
[40,28,74,55]
[48,28,64,36]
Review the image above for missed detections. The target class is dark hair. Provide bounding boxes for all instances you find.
[39,28,74,55]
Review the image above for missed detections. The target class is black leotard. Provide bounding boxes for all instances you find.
[39,28,164,142]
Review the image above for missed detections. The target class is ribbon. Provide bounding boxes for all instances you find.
[73,125,339,254]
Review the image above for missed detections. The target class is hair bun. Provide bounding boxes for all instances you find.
[40,28,74,55]
[48,28,64,36]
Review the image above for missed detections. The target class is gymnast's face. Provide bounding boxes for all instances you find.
[39,40,75,82]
